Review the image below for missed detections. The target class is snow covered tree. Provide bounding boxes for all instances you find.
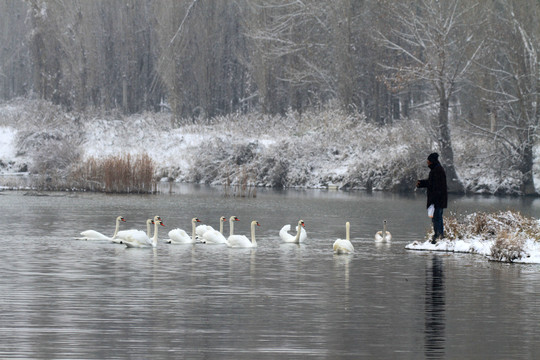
[377,0,484,193]
[466,0,540,195]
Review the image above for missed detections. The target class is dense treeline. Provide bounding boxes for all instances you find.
[0,0,539,194]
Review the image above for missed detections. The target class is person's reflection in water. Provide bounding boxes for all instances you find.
[424,255,445,359]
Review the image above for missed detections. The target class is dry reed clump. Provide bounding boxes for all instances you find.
[464,210,540,239]
[434,210,539,241]
[440,214,466,241]
[490,230,527,262]
[70,153,155,193]
[436,210,539,262]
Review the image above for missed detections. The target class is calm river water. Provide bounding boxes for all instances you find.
[0,185,539,359]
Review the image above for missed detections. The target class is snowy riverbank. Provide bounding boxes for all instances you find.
[0,98,537,194]
[406,238,540,264]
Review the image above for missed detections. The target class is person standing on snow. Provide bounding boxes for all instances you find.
[416,152,448,244]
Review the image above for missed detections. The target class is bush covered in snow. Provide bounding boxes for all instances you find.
[179,108,432,191]
[426,210,540,262]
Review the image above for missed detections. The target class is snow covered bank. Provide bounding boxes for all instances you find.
[0,98,537,194]
[406,238,540,264]
[406,211,540,264]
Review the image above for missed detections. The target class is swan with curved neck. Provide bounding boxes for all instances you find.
[228,216,240,237]
[111,218,153,244]
[280,220,306,243]
[375,220,392,242]
[166,218,201,244]
[77,216,126,240]
[123,220,165,248]
[333,222,354,254]
[228,220,260,248]
[112,215,161,244]
[202,216,228,244]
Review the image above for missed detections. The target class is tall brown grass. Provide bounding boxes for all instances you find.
[439,210,540,241]
[70,153,156,193]
[434,210,539,262]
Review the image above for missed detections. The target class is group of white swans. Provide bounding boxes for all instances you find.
[76,215,392,254]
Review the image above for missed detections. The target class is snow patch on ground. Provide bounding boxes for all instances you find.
[405,238,540,264]
[0,127,16,160]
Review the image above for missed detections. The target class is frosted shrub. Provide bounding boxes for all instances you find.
[491,231,526,262]
[429,210,539,261]
[23,131,82,190]
[258,156,289,188]
[441,215,466,241]
[464,210,539,239]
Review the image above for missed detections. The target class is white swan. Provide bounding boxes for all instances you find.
[112,216,162,244]
[201,216,228,244]
[76,216,126,240]
[195,223,214,238]
[166,217,201,244]
[228,220,260,248]
[375,220,392,242]
[123,219,165,248]
[279,220,306,243]
[333,222,354,254]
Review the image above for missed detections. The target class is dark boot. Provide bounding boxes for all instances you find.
[430,235,438,244]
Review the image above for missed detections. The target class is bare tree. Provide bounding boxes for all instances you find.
[153,0,251,121]
[0,1,31,99]
[465,0,540,195]
[377,0,485,192]
[246,0,338,114]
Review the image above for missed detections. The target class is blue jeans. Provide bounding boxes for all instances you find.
[432,207,444,239]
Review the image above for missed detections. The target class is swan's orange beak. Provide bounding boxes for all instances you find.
[234,217,240,221]
[160,221,165,227]
[121,217,126,222]
[195,218,201,222]
[256,222,261,226]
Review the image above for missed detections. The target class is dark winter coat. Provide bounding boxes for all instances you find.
[417,161,448,209]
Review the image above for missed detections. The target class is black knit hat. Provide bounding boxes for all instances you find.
[427,152,439,163]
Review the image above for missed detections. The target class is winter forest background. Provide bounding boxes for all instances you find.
[0,0,539,195]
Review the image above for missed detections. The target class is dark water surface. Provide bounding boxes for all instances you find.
[0,186,539,359]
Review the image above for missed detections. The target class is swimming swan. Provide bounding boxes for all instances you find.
[279,220,306,243]
[166,218,201,244]
[333,222,354,254]
[202,216,228,244]
[228,220,260,248]
[123,219,165,248]
[76,216,126,240]
[113,216,162,244]
[112,218,153,244]
[375,220,392,242]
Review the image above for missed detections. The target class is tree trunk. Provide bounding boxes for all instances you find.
[438,96,464,193]
[519,142,536,195]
